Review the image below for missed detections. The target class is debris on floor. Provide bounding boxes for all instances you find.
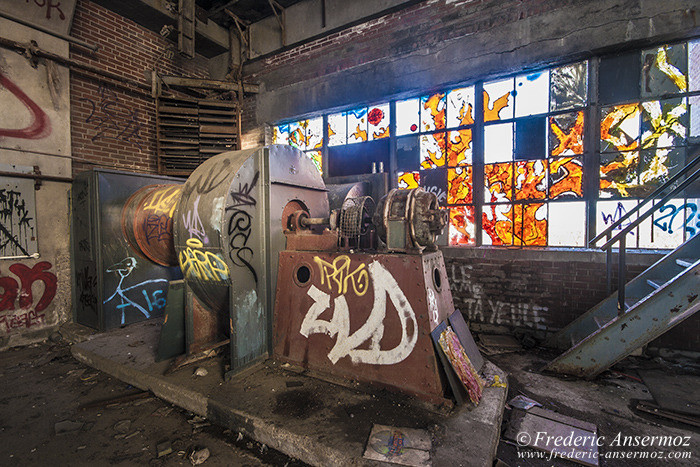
[638,369,700,417]
[478,334,522,355]
[507,395,541,411]
[194,367,209,377]
[189,446,211,465]
[634,400,700,428]
[157,440,173,458]
[54,420,84,436]
[362,424,431,466]
[504,407,598,467]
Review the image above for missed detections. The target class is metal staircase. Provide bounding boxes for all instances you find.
[545,150,700,378]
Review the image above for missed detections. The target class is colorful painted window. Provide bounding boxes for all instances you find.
[480,63,588,247]
[272,116,324,174]
[272,38,699,250]
[596,40,698,248]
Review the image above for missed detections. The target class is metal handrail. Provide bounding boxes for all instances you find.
[590,147,700,315]
[591,151,700,246]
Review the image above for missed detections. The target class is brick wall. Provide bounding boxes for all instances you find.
[69,0,210,176]
[443,248,699,351]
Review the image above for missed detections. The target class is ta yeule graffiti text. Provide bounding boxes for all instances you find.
[0,261,57,333]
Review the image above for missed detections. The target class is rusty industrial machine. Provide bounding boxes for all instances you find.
[273,182,456,403]
[74,146,471,404]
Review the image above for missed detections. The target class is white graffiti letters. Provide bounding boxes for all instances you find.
[300,261,417,365]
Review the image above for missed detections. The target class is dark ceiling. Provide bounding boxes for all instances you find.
[197,0,304,26]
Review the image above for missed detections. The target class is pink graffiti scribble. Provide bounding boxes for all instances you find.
[0,71,51,140]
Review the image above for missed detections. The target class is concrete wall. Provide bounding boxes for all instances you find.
[241,0,700,350]
[246,0,699,123]
[0,15,72,348]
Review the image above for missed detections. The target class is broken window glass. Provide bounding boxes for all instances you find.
[550,61,588,111]
[549,111,584,156]
[515,70,549,117]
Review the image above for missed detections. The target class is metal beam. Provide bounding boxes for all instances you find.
[207,0,243,17]
[134,0,229,51]
[159,75,259,93]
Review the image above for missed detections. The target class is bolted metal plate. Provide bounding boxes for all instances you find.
[273,250,454,403]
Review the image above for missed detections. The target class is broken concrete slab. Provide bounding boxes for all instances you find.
[71,320,508,467]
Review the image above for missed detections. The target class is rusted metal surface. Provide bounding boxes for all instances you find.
[190,295,226,354]
[273,250,455,404]
[122,184,182,267]
[373,188,447,253]
[173,146,329,371]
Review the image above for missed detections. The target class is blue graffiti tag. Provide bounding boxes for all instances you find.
[653,202,698,236]
[103,257,167,325]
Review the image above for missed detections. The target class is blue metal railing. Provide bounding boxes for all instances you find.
[590,148,700,315]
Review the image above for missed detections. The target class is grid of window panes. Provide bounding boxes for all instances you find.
[480,64,588,247]
[595,41,700,249]
[395,88,477,245]
[271,38,700,250]
[271,118,324,174]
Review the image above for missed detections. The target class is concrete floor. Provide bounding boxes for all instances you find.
[491,350,700,466]
[70,319,509,467]
[0,340,302,466]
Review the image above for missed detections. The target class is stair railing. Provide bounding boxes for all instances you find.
[590,148,700,315]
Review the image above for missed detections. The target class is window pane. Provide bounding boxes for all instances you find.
[446,86,475,128]
[483,78,514,121]
[447,129,473,166]
[600,151,640,198]
[421,93,446,131]
[287,121,305,149]
[273,124,290,145]
[398,171,420,190]
[328,112,346,146]
[550,61,588,111]
[640,98,687,150]
[484,123,513,163]
[347,108,368,144]
[690,95,700,139]
[639,147,685,197]
[549,201,586,246]
[641,43,687,97]
[449,206,476,246]
[514,203,547,246]
[601,104,640,152]
[690,39,700,92]
[549,111,584,156]
[515,116,546,160]
[447,166,473,204]
[485,162,513,203]
[420,168,448,206]
[306,117,323,150]
[514,160,547,201]
[420,132,446,169]
[638,198,687,249]
[368,104,390,140]
[596,200,638,246]
[549,157,583,199]
[397,135,420,171]
[482,204,514,245]
[599,51,640,104]
[396,98,419,135]
[515,70,549,117]
[306,150,322,174]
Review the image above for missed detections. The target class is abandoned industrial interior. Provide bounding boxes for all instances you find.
[0,0,699,465]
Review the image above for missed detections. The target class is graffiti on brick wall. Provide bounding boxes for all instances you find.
[0,71,52,140]
[0,261,57,333]
[449,263,547,330]
[0,180,38,257]
[79,85,143,149]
